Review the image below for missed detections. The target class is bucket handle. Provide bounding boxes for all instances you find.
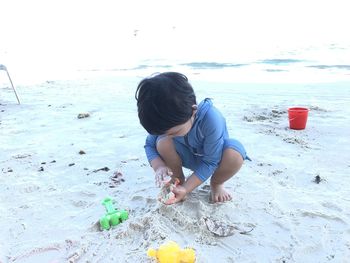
[289,110,309,122]
[289,114,308,121]
[289,116,299,121]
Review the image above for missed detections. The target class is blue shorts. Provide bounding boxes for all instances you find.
[171,138,251,171]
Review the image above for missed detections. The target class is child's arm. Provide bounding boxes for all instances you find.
[150,157,167,172]
[183,173,202,193]
[193,106,226,182]
[145,135,161,162]
[145,135,172,186]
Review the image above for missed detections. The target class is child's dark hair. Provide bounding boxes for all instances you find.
[135,72,197,135]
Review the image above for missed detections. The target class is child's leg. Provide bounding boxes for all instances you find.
[156,136,185,184]
[210,148,243,202]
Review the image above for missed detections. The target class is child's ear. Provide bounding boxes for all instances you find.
[191,105,198,117]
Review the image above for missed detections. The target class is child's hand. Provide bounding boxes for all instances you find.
[155,166,173,187]
[169,185,187,204]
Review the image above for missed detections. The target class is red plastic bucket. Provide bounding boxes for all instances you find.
[288,107,309,130]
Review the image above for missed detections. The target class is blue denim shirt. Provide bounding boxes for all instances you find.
[144,98,229,181]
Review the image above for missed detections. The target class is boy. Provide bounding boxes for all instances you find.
[135,72,250,204]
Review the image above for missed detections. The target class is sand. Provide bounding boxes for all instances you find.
[1,72,350,262]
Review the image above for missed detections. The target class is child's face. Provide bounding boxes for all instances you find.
[165,106,197,137]
[165,118,193,137]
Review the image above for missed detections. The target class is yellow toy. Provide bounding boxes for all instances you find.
[147,241,196,263]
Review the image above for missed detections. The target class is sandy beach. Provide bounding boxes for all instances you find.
[1,70,349,262]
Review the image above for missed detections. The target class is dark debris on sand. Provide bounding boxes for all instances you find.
[313,174,322,184]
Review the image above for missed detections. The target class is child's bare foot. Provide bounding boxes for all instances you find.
[210,183,232,203]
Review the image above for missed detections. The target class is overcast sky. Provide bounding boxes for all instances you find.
[1,0,349,79]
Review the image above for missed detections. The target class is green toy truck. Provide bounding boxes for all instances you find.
[99,197,128,230]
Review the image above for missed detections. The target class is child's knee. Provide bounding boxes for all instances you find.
[224,138,251,161]
[156,136,175,154]
[224,148,244,171]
